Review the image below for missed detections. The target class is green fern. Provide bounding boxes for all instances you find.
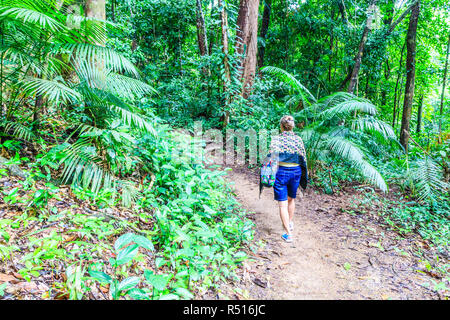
[261,66,317,106]
[0,0,156,207]
[409,157,448,201]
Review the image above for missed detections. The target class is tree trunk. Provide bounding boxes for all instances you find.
[111,0,115,22]
[32,93,43,130]
[340,0,417,92]
[196,0,208,57]
[219,0,231,127]
[347,0,378,94]
[416,94,424,133]
[328,6,335,84]
[337,0,349,26]
[235,0,250,57]
[364,74,370,98]
[392,41,406,127]
[258,0,272,69]
[381,59,390,105]
[283,0,289,70]
[387,0,419,35]
[399,1,420,152]
[439,32,450,135]
[380,0,393,105]
[235,0,260,98]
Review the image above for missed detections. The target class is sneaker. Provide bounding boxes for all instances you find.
[289,221,294,232]
[281,233,293,243]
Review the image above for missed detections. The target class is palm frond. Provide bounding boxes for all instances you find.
[351,117,396,140]
[355,160,388,193]
[409,157,448,201]
[106,73,157,99]
[59,43,139,78]
[261,66,316,104]
[318,92,356,108]
[325,136,365,163]
[0,6,65,32]
[319,97,377,119]
[108,104,156,136]
[60,138,112,194]
[326,136,388,192]
[74,60,156,99]
[119,180,140,207]
[1,120,35,141]
[20,76,80,105]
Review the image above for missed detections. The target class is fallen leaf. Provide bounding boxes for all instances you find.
[252,278,267,288]
[16,281,39,291]
[63,234,78,242]
[0,273,18,283]
[13,272,24,280]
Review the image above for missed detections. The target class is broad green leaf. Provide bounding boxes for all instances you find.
[116,244,139,265]
[127,288,149,300]
[133,235,154,251]
[110,279,120,300]
[144,271,171,291]
[175,287,194,299]
[158,293,179,300]
[118,276,140,291]
[89,270,112,284]
[114,233,135,251]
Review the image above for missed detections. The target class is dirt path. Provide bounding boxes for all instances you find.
[223,167,442,300]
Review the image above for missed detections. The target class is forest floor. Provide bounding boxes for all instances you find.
[216,166,449,300]
[0,164,448,300]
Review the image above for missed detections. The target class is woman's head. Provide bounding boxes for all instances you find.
[280,115,295,132]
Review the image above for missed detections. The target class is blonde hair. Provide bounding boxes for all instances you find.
[280,115,295,132]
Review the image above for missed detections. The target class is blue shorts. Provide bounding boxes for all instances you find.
[273,166,302,201]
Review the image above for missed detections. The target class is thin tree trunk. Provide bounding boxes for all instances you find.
[196,0,208,57]
[400,1,420,152]
[396,77,405,129]
[219,0,231,127]
[111,0,115,22]
[258,0,272,69]
[196,0,210,78]
[328,7,335,83]
[392,41,406,127]
[337,0,349,26]
[364,74,371,98]
[340,0,414,92]
[283,0,289,70]
[32,94,43,129]
[380,0,394,105]
[439,32,450,135]
[416,93,424,133]
[387,0,419,35]
[381,59,390,105]
[347,0,378,94]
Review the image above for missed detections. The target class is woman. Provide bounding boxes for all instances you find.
[268,115,308,242]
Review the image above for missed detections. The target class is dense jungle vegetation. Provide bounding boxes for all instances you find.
[0,0,448,300]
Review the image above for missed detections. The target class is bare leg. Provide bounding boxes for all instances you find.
[278,200,290,234]
[287,197,295,223]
